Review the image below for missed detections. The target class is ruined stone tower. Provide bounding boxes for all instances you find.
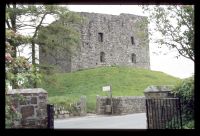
[39,12,150,72]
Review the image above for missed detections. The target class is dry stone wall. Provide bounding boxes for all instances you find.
[6,88,48,128]
[96,96,146,115]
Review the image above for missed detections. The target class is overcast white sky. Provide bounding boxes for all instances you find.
[65,5,194,79]
[18,5,194,79]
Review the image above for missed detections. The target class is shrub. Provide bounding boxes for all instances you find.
[5,92,25,128]
[171,76,194,128]
[5,30,42,127]
[48,96,81,116]
[183,120,194,129]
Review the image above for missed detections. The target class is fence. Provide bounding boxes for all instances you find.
[146,98,182,129]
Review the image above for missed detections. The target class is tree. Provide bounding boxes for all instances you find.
[6,4,82,87]
[142,5,194,61]
[6,4,30,58]
[36,11,82,66]
[6,29,41,89]
[172,76,194,128]
[5,30,39,128]
[6,4,81,64]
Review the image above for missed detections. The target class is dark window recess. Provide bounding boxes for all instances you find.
[98,33,103,42]
[100,52,105,62]
[131,53,136,63]
[131,36,135,45]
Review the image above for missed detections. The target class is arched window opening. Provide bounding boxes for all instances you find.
[131,53,136,63]
[100,52,105,62]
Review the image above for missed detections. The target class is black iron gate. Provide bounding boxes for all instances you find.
[47,104,54,128]
[146,98,182,129]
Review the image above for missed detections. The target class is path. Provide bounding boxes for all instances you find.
[54,113,147,129]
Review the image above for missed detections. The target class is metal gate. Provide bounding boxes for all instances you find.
[47,104,54,128]
[146,98,182,129]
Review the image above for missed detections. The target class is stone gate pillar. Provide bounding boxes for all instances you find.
[144,85,174,129]
[6,88,48,128]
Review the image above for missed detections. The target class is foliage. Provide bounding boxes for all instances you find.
[5,29,41,128]
[165,116,182,129]
[5,94,26,128]
[5,96,21,128]
[36,12,82,73]
[142,5,194,61]
[183,120,194,129]
[6,29,30,49]
[171,76,194,128]
[6,30,42,89]
[39,66,181,112]
[6,4,82,65]
[48,96,81,115]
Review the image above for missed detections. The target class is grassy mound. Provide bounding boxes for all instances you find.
[39,66,181,112]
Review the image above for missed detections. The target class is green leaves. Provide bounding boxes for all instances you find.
[36,12,81,57]
[172,76,194,128]
[6,29,31,48]
[142,5,194,61]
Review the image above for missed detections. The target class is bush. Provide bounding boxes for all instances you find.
[5,94,25,128]
[172,76,194,128]
[5,31,42,127]
[183,120,194,129]
[48,96,81,116]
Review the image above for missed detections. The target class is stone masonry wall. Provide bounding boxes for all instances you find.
[6,88,48,128]
[96,96,146,115]
[39,12,150,72]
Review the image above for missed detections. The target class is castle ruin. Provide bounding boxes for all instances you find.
[39,12,150,72]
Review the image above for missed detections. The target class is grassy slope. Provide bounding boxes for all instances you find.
[40,66,181,112]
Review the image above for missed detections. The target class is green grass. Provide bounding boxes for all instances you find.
[39,66,181,112]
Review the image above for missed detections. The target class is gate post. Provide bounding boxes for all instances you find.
[144,85,173,129]
[47,104,54,128]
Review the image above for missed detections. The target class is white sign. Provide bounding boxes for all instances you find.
[102,86,111,92]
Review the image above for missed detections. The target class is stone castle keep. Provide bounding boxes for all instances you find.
[39,12,150,72]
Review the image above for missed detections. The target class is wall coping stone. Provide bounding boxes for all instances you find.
[144,85,174,93]
[97,96,145,98]
[7,88,47,95]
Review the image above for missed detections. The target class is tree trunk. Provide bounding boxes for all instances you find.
[32,41,36,65]
[32,41,37,88]
[8,4,17,57]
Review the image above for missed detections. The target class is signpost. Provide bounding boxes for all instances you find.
[102,86,111,92]
[102,85,113,114]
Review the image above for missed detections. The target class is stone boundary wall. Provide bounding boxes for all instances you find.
[6,88,48,128]
[96,96,146,115]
